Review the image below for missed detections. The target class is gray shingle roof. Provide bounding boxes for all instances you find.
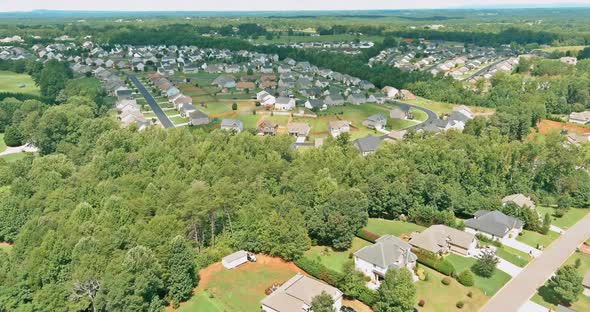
[465,210,524,237]
[353,135,382,154]
[353,235,416,269]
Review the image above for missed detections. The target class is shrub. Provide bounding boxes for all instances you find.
[418,299,425,307]
[293,257,341,286]
[3,126,24,147]
[456,301,464,308]
[457,270,475,287]
[356,229,379,243]
[441,277,451,285]
[471,250,499,278]
[415,249,456,276]
[467,291,473,298]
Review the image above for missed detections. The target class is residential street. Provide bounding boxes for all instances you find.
[128,74,174,129]
[481,213,590,312]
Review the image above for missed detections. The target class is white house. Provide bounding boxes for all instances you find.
[274,97,296,111]
[328,120,350,138]
[353,235,417,288]
[261,273,342,312]
[257,91,276,106]
[382,86,399,99]
[221,250,248,269]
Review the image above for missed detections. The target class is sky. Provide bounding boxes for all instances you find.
[1,0,590,12]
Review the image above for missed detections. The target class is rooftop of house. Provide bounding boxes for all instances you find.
[409,224,475,253]
[353,235,416,269]
[261,273,341,312]
[465,210,524,237]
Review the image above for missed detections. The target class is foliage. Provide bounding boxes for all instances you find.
[457,270,475,287]
[471,250,499,278]
[375,269,416,312]
[441,277,451,285]
[546,265,584,305]
[166,236,197,308]
[356,229,379,243]
[311,291,335,312]
[3,126,24,146]
[414,249,456,276]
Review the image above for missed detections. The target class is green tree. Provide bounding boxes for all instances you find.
[166,236,196,308]
[375,269,416,312]
[337,261,367,299]
[3,125,24,146]
[310,291,335,312]
[471,249,498,278]
[232,102,238,111]
[37,60,72,100]
[547,265,583,305]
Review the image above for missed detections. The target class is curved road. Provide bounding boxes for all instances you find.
[128,74,174,129]
[394,101,439,131]
[481,212,590,312]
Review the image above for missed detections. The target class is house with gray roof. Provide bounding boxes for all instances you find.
[409,224,477,256]
[354,235,417,288]
[347,93,367,105]
[304,99,327,111]
[363,113,387,130]
[261,273,342,312]
[324,94,345,106]
[220,118,243,133]
[188,109,209,126]
[353,135,383,156]
[465,210,524,241]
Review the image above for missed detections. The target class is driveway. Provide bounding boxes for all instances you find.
[128,74,174,129]
[502,237,542,257]
[0,143,38,156]
[550,225,564,234]
[518,300,548,312]
[480,213,590,312]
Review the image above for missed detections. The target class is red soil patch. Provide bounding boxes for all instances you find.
[537,119,590,136]
[579,243,590,256]
[344,299,374,312]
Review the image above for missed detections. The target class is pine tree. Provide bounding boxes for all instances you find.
[166,236,196,308]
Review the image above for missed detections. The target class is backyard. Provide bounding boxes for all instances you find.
[446,254,512,296]
[364,218,425,238]
[531,251,590,311]
[303,237,371,273]
[536,206,589,229]
[0,70,39,95]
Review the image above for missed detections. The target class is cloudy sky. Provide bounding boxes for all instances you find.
[1,0,589,12]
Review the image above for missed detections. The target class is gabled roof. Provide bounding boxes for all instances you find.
[353,235,416,269]
[502,194,535,209]
[409,224,475,253]
[261,274,341,312]
[353,135,382,154]
[220,118,243,129]
[188,109,208,119]
[465,210,524,237]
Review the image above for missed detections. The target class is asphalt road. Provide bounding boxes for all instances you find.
[128,74,174,129]
[480,212,590,312]
[395,101,439,131]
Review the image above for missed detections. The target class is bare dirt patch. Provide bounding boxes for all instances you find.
[537,119,590,135]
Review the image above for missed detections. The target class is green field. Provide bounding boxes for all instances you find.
[0,133,6,153]
[0,71,39,95]
[303,237,371,273]
[531,251,590,311]
[253,34,384,44]
[536,206,589,229]
[234,114,259,129]
[495,245,531,268]
[178,291,222,312]
[364,218,425,237]
[446,254,512,296]
[516,230,559,249]
[170,116,189,124]
[164,110,179,116]
[389,118,419,130]
[199,102,233,115]
[415,266,489,312]
[0,153,30,162]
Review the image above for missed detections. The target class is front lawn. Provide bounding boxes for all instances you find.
[495,245,531,268]
[446,254,512,296]
[364,218,425,238]
[536,206,589,229]
[516,230,559,249]
[388,118,419,130]
[531,251,590,312]
[404,97,455,116]
[303,237,371,273]
[415,266,489,312]
[234,114,259,129]
[198,102,232,115]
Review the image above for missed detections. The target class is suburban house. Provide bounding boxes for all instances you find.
[502,194,536,210]
[178,103,197,117]
[398,89,417,100]
[368,94,386,104]
[566,133,590,146]
[115,87,133,101]
[188,110,209,126]
[353,135,383,156]
[236,81,256,91]
[171,95,193,110]
[304,99,327,111]
[390,107,412,120]
[382,86,399,99]
[220,118,243,133]
[221,250,248,269]
[287,122,311,138]
[328,120,350,138]
[453,105,474,119]
[363,113,387,130]
[274,97,296,111]
[409,224,477,256]
[260,273,343,312]
[324,94,345,106]
[212,75,236,89]
[353,235,417,288]
[464,210,524,241]
[569,111,590,124]
[347,93,367,105]
[257,91,277,107]
[257,120,278,136]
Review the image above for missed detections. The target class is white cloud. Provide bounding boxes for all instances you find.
[1,0,590,12]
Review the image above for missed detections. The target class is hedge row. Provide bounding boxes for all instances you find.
[356,229,379,243]
[414,250,456,276]
[293,257,377,307]
[0,92,52,103]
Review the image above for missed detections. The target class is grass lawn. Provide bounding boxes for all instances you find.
[364,218,425,238]
[536,206,589,229]
[303,237,371,273]
[411,109,429,122]
[446,254,512,296]
[388,118,419,130]
[0,133,6,153]
[539,45,587,53]
[0,70,40,95]
[531,251,590,311]
[143,112,156,118]
[217,93,254,100]
[170,116,189,124]
[516,230,559,249]
[164,110,179,116]
[177,291,223,312]
[415,266,489,312]
[234,114,259,129]
[0,153,29,162]
[495,245,531,268]
[199,102,232,115]
[404,97,455,116]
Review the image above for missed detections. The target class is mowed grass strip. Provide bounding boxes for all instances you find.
[516,230,559,249]
[0,71,39,95]
[364,218,425,237]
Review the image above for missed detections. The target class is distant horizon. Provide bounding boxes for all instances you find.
[1,0,590,13]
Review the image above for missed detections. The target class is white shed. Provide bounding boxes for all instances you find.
[222,250,248,269]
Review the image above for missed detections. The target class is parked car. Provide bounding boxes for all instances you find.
[341,306,356,312]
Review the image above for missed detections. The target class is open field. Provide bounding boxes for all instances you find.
[253,34,384,44]
[303,237,371,273]
[446,254,512,296]
[531,250,590,311]
[0,133,6,153]
[538,45,587,53]
[415,266,489,312]
[404,97,495,117]
[0,242,12,254]
[364,218,425,238]
[0,153,29,162]
[536,206,589,229]
[516,230,560,249]
[0,71,39,95]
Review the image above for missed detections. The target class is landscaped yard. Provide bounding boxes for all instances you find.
[364,218,425,238]
[536,206,589,229]
[0,133,6,153]
[446,254,512,296]
[495,245,531,268]
[531,251,590,312]
[303,237,371,273]
[389,118,419,130]
[0,70,40,95]
[404,97,455,116]
[516,230,559,249]
[415,266,489,312]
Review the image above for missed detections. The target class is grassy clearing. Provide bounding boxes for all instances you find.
[170,116,189,124]
[253,34,384,44]
[415,266,489,312]
[0,133,6,153]
[304,238,371,273]
[234,114,259,129]
[516,230,559,249]
[177,291,222,312]
[164,110,179,117]
[199,102,232,115]
[539,45,587,53]
[446,254,511,296]
[0,71,39,95]
[404,97,455,116]
[143,112,156,118]
[531,251,590,311]
[364,218,425,238]
[0,153,29,162]
[389,118,419,130]
[495,245,531,268]
[536,206,589,229]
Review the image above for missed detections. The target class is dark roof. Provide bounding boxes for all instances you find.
[188,109,208,119]
[465,210,524,237]
[353,135,382,154]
